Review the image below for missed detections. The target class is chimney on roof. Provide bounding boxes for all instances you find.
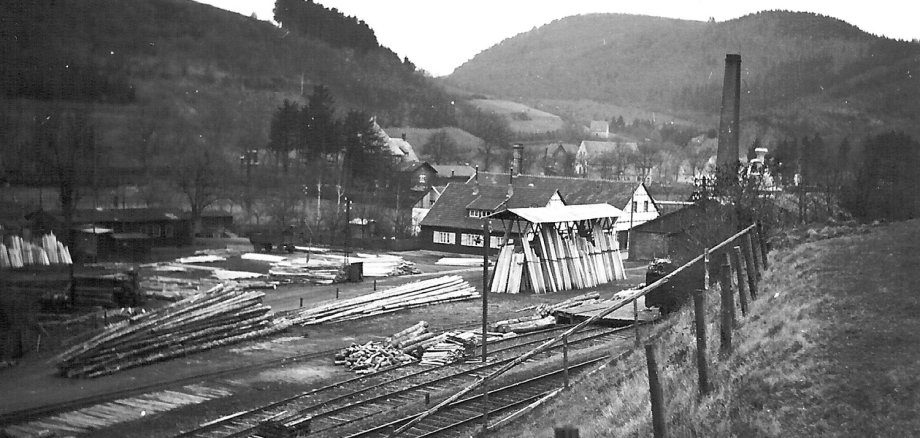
[401,133,407,141]
[472,165,479,196]
[716,54,742,172]
[507,166,514,198]
[512,143,524,175]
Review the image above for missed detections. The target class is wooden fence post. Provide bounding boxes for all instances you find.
[742,233,758,299]
[723,253,738,326]
[645,343,668,438]
[732,246,750,316]
[755,223,769,270]
[703,248,710,290]
[719,257,735,356]
[633,298,640,347]
[693,288,710,395]
[563,335,569,389]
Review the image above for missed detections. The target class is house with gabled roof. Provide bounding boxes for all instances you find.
[473,173,658,247]
[418,182,564,254]
[420,170,662,255]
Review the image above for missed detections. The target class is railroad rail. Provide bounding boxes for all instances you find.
[175,325,637,438]
[341,355,607,438]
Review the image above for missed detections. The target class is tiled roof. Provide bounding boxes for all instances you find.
[474,173,640,208]
[420,183,558,231]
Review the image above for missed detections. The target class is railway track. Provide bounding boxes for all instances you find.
[176,325,637,438]
[342,356,606,438]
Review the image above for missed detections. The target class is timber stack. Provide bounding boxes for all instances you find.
[55,283,289,378]
[286,275,479,326]
[493,292,601,333]
[335,341,417,374]
[490,223,625,294]
[1,233,72,269]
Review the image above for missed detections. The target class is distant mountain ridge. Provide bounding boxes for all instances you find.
[447,11,920,139]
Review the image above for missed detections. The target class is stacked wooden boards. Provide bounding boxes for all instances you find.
[490,224,626,294]
[285,275,479,325]
[55,283,289,378]
[1,233,72,269]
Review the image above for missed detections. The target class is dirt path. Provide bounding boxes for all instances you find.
[783,220,920,436]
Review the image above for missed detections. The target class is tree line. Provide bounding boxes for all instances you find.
[273,0,380,53]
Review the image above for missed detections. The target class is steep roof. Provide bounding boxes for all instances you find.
[474,173,641,208]
[420,183,559,231]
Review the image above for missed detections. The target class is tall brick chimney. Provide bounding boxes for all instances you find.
[512,143,524,175]
[716,54,742,171]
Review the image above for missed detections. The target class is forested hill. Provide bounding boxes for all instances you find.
[447,11,920,136]
[0,0,454,132]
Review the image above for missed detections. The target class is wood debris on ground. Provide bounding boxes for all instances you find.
[493,292,601,333]
[55,283,291,378]
[285,275,480,326]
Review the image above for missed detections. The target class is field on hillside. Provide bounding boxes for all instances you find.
[530,98,701,128]
[469,99,565,134]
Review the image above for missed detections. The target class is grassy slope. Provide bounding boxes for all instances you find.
[468,99,564,134]
[495,220,920,436]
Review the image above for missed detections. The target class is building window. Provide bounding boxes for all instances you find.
[165,224,174,238]
[418,173,427,184]
[644,200,649,212]
[433,231,455,245]
[632,201,638,212]
[461,233,483,247]
[150,224,162,237]
[467,209,491,218]
[490,236,503,249]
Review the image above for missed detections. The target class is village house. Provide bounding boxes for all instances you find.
[588,120,610,139]
[420,167,662,256]
[574,140,640,178]
[418,182,565,254]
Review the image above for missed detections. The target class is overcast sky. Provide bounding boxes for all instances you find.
[197,0,919,77]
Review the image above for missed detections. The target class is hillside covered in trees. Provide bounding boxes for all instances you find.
[447,11,920,141]
[0,0,455,179]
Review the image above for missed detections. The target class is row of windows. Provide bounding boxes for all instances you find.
[433,231,502,248]
[114,223,176,238]
[467,209,491,218]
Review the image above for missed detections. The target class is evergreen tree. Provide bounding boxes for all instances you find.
[302,85,339,160]
[267,99,300,173]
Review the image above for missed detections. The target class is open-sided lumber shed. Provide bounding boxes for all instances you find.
[488,203,627,294]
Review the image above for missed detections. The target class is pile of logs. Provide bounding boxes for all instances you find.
[334,341,417,374]
[55,284,290,378]
[286,275,479,326]
[493,292,601,333]
[491,223,625,294]
[1,233,72,269]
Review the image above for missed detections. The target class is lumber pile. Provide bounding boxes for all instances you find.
[334,341,417,374]
[435,257,489,267]
[55,284,290,378]
[490,223,625,294]
[1,233,72,269]
[493,292,601,333]
[285,275,479,326]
